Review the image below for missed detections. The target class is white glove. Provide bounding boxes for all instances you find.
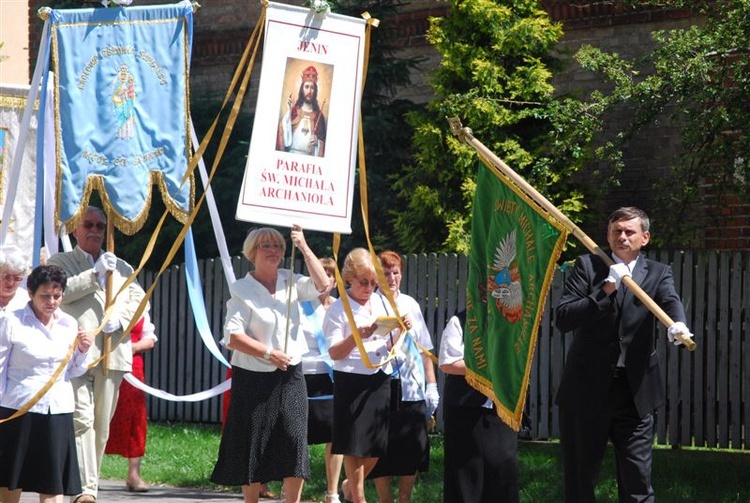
[605,263,631,290]
[102,316,122,334]
[93,252,117,275]
[424,383,440,418]
[667,321,693,346]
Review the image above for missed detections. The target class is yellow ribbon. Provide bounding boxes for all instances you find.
[330,11,437,368]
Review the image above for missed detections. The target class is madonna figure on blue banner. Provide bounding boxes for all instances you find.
[210,226,328,503]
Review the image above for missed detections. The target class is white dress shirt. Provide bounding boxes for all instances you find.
[323,291,395,375]
[0,304,89,414]
[439,315,492,409]
[0,288,30,314]
[224,270,320,372]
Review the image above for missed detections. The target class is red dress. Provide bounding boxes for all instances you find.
[105,317,148,458]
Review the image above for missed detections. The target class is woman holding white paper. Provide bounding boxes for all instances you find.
[323,248,410,503]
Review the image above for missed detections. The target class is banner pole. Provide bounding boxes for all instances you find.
[448,117,696,351]
[283,243,296,354]
[103,214,115,374]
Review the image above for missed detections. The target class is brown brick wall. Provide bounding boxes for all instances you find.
[24,0,748,249]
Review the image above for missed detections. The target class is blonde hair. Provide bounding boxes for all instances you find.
[341,248,375,286]
[242,228,286,263]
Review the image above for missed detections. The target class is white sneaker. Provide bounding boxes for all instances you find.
[325,494,341,503]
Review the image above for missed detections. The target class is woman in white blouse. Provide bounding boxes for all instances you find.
[0,264,93,503]
[210,226,328,503]
[323,248,410,503]
[439,311,519,503]
[368,250,439,503]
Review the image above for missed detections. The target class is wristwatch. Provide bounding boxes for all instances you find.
[263,346,272,360]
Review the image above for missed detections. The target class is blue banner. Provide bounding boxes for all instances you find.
[49,2,194,233]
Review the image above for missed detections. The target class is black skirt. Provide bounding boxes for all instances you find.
[211,364,310,485]
[368,399,429,478]
[0,406,82,496]
[305,373,334,445]
[331,370,391,458]
[443,405,519,503]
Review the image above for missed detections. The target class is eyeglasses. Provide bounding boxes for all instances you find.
[257,242,284,251]
[83,221,106,230]
[1,273,24,283]
[358,279,377,288]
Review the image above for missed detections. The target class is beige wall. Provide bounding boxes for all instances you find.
[0,0,29,85]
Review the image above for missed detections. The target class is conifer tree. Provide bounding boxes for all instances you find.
[393,0,587,253]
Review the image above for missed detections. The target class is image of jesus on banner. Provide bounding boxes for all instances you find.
[112,64,137,140]
[276,59,332,157]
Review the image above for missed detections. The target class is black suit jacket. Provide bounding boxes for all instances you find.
[554,253,687,418]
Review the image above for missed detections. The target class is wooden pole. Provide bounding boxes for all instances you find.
[449,117,696,351]
[103,215,115,374]
[283,243,296,354]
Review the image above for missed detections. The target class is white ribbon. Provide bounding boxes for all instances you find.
[124,372,230,402]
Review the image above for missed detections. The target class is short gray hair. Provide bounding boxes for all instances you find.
[0,245,29,274]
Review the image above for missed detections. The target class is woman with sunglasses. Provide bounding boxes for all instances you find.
[323,248,411,503]
[211,226,328,503]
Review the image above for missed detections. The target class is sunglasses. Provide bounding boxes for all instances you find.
[257,242,284,251]
[358,279,377,288]
[83,221,106,230]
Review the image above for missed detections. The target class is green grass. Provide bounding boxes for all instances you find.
[101,423,750,502]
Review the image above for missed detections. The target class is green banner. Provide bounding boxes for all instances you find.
[465,160,567,430]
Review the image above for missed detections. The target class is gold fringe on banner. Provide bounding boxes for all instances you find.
[0,95,38,111]
[52,8,195,237]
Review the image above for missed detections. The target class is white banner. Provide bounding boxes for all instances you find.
[0,84,38,257]
[236,2,365,234]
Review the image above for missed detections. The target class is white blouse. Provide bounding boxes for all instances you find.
[439,315,492,409]
[223,270,320,372]
[323,291,395,375]
[438,315,464,367]
[0,304,89,414]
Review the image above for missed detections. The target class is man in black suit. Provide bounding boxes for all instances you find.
[555,206,693,503]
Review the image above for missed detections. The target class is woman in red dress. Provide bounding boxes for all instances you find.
[105,314,157,492]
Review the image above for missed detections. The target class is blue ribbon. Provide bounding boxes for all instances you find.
[300,300,334,381]
[404,332,425,392]
[185,228,230,367]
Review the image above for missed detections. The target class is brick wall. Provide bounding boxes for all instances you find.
[25,0,748,249]
[545,3,749,249]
